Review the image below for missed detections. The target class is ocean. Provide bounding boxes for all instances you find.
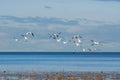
[0,52,120,72]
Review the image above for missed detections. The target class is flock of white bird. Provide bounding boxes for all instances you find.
[14,32,102,52]
[48,32,102,52]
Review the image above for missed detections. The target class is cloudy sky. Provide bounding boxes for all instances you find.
[0,0,120,52]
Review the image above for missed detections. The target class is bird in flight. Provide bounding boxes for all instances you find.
[49,32,61,39]
[21,34,28,42]
[90,40,101,46]
[26,32,34,37]
[72,35,83,46]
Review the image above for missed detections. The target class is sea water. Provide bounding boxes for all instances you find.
[0,52,120,72]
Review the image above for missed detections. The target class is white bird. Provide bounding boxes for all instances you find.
[26,32,34,37]
[56,38,62,42]
[78,39,82,43]
[75,43,80,46]
[13,37,19,42]
[49,32,61,39]
[72,35,82,40]
[21,35,28,42]
[82,48,92,52]
[63,41,68,44]
[52,34,58,39]
[15,38,19,42]
[72,35,82,46]
[56,38,69,45]
[91,40,101,46]
[82,48,86,52]
[24,36,28,41]
[72,35,82,44]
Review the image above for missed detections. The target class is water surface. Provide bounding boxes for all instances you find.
[0,52,120,72]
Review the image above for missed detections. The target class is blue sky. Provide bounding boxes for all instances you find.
[0,0,120,51]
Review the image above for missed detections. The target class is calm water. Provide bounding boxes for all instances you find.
[0,52,120,72]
